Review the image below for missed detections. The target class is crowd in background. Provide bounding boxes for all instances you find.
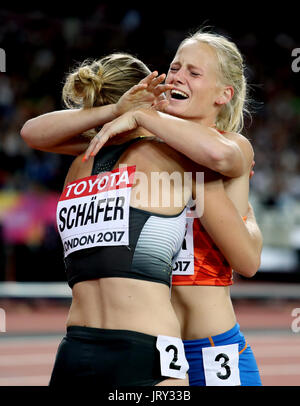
[0,6,299,282]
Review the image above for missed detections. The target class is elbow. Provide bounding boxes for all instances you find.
[234,255,261,278]
[207,148,227,169]
[241,267,258,279]
[20,119,34,146]
[242,237,263,278]
[20,118,43,149]
[211,146,242,177]
[212,155,231,175]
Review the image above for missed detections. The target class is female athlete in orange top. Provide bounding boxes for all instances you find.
[82,30,262,386]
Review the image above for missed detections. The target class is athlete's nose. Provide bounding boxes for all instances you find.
[172,69,186,85]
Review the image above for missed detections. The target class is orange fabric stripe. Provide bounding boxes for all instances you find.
[208,335,247,353]
[239,340,247,355]
[208,336,215,347]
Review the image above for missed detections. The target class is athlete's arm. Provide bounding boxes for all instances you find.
[20,105,119,155]
[195,169,262,277]
[86,108,248,177]
[20,72,170,156]
[135,109,250,178]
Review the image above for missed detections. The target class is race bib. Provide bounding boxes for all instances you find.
[172,216,194,275]
[56,166,135,257]
[202,344,241,386]
[156,335,189,379]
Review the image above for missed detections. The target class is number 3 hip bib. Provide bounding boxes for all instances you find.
[202,344,241,386]
[56,166,135,257]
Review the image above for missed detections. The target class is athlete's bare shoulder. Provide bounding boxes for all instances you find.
[223,131,254,170]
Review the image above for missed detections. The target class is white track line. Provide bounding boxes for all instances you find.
[0,353,55,366]
[0,338,61,347]
[260,364,300,376]
[0,375,50,386]
[252,345,300,357]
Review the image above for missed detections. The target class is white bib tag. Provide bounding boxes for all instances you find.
[156,335,189,379]
[202,343,241,386]
[172,217,194,275]
[56,166,135,257]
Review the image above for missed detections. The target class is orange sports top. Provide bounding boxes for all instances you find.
[172,216,247,287]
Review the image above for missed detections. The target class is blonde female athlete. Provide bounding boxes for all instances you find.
[21,31,262,386]
[23,53,194,386]
[82,31,263,386]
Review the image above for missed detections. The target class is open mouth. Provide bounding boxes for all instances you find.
[170,89,189,100]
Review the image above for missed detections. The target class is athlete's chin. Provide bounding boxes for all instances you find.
[165,105,187,118]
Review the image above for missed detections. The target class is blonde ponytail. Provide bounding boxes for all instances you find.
[62,53,151,137]
[63,61,104,109]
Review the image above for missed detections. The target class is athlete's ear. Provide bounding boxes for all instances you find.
[215,86,234,105]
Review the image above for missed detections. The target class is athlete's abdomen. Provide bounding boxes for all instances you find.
[171,285,236,340]
[67,277,182,337]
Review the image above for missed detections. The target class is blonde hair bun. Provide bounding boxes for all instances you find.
[62,52,151,137]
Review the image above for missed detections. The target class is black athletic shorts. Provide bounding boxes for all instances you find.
[49,326,171,386]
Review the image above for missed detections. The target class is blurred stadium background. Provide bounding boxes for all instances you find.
[0,4,299,387]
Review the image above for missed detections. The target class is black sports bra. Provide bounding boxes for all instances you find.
[57,137,187,288]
